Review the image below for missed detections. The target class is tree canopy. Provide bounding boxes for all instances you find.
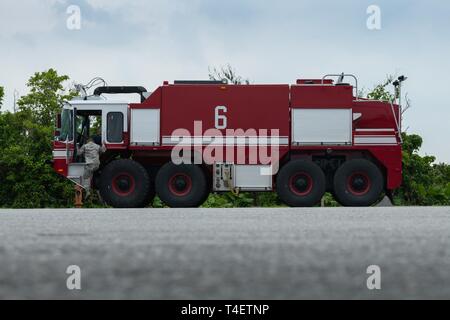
[17,69,74,126]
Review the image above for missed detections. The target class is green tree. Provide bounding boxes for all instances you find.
[0,110,74,208]
[395,133,450,205]
[17,69,74,126]
[0,70,75,208]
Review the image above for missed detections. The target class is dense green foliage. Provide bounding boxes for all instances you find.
[394,133,450,205]
[0,70,74,208]
[0,69,448,208]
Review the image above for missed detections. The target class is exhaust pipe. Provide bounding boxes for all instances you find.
[93,86,148,103]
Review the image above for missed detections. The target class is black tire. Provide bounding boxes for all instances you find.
[99,159,151,208]
[155,163,208,208]
[276,160,326,207]
[333,159,384,207]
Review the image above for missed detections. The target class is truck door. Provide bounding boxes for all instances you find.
[53,107,76,177]
[68,108,77,164]
[60,107,76,164]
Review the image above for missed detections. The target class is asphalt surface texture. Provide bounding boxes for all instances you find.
[0,207,449,300]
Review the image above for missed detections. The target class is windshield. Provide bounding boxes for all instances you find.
[59,109,73,141]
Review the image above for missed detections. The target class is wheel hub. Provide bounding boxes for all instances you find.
[348,172,370,195]
[169,174,192,196]
[294,177,309,193]
[116,176,131,192]
[173,176,188,192]
[289,172,313,196]
[112,173,136,196]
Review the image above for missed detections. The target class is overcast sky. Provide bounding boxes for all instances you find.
[0,0,449,162]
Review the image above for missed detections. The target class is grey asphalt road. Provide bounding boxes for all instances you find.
[0,207,449,300]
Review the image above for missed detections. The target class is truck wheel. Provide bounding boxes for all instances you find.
[333,159,384,207]
[156,163,208,208]
[99,159,151,208]
[276,160,326,207]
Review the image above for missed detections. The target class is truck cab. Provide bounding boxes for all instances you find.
[53,98,129,187]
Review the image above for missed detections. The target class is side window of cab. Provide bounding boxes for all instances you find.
[106,112,124,143]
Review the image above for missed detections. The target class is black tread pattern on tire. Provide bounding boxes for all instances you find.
[276,160,326,207]
[99,159,151,208]
[333,159,384,207]
[155,163,208,208]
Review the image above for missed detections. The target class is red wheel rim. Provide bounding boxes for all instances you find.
[168,173,192,197]
[347,172,371,196]
[112,173,136,196]
[289,172,313,196]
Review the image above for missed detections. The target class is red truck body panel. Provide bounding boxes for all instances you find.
[290,84,354,108]
[159,84,290,139]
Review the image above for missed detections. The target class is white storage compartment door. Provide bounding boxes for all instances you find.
[292,108,352,145]
[233,165,273,191]
[130,109,160,146]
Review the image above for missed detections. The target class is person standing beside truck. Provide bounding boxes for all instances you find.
[78,137,106,195]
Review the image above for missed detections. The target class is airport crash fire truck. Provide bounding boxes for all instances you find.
[52,74,405,208]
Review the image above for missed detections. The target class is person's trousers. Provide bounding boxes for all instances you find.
[83,162,100,189]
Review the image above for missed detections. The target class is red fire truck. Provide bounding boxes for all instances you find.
[52,74,404,208]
